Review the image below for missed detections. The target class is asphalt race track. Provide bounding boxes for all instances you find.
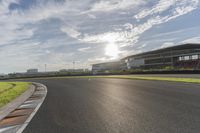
[23,78,200,133]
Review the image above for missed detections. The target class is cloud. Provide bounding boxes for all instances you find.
[123,0,199,46]
[137,44,147,49]
[135,0,175,20]
[135,0,199,20]
[78,47,91,52]
[88,14,97,19]
[89,0,145,12]
[80,32,126,44]
[88,57,109,64]
[0,0,199,73]
[61,26,81,38]
[75,0,199,49]
[181,36,200,43]
[144,27,199,40]
[160,42,175,49]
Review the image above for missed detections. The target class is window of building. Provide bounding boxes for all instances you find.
[192,55,198,60]
[179,56,184,61]
[184,56,190,60]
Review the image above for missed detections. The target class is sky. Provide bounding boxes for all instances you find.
[0,0,200,73]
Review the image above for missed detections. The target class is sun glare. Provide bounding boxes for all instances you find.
[105,43,119,59]
[102,33,120,59]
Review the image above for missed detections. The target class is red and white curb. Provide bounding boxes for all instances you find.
[0,83,47,133]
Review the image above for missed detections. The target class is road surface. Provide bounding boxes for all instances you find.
[23,78,200,133]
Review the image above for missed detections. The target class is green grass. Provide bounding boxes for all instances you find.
[18,75,200,84]
[0,82,13,93]
[102,75,200,84]
[85,75,200,84]
[0,82,30,108]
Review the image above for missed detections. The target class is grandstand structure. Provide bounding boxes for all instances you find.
[122,43,200,70]
[92,44,200,73]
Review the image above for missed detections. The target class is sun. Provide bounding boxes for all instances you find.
[102,33,120,59]
[105,43,119,59]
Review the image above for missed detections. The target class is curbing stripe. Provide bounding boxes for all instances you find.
[16,83,47,133]
[0,82,47,133]
[0,125,20,133]
[0,85,35,121]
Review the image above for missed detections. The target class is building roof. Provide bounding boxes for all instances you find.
[122,43,200,59]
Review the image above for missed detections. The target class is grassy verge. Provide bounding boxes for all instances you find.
[102,75,200,84]
[19,75,200,84]
[0,82,13,93]
[82,76,200,84]
[0,82,30,108]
